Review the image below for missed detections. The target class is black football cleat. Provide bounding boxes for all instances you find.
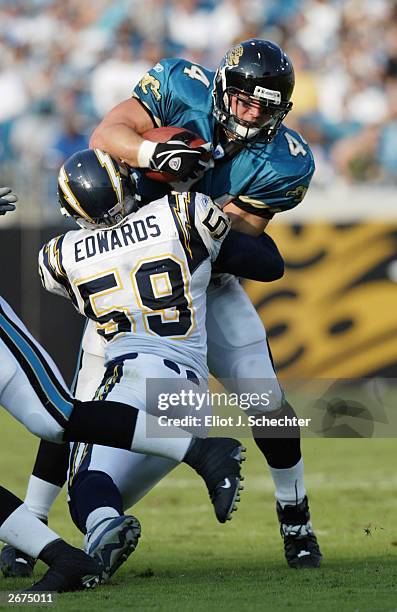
[0,544,36,578]
[0,517,48,578]
[26,544,101,592]
[184,437,245,523]
[277,496,322,569]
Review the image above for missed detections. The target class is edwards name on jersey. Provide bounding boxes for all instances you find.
[133,58,315,218]
[39,192,230,379]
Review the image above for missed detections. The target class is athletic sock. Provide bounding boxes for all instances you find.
[0,486,22,525]
[270,458,307,508]
[32,439,69,488]
[0,504,59,558]
[24,475,61,522]
[86,507,120,536]
[252,401,302,469]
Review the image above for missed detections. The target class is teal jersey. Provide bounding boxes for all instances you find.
[133,58,315,218]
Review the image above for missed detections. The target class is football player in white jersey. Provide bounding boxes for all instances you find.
[0,149,291,580]
[35,146,285,581]
[39,148,249,562]
[0,185,246,590]
[34,149,286,581]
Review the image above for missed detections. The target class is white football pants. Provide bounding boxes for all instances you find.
[0,296,71,443]
[70,276,283,509]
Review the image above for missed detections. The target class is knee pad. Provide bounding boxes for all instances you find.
[21,411,64,443]
[0,347,18,392]
[231,355,283,415]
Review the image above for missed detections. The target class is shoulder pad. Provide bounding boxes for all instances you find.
[233,128,315,217]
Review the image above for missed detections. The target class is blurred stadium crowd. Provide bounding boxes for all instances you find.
[1,0,397,217]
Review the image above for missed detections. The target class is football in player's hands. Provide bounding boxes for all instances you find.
[140,126,213,183]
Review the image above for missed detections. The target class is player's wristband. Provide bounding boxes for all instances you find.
[137,140,157,168]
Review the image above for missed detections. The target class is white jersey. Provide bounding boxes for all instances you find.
[39,192,230,378]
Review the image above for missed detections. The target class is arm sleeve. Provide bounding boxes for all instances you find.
[213,230,284,282]
[38,236,72,299]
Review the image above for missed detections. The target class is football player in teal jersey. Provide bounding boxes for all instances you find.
[94,39,313,224]
[3,40,321,576]
[89,39,321,570]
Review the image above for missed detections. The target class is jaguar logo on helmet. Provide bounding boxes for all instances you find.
[213,39,295,145]
[226,44,243,67]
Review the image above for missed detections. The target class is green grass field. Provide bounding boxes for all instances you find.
[0,410,396,611]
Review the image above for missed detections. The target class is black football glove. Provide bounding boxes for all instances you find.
[149,138,212,180]
[0,187,18,215]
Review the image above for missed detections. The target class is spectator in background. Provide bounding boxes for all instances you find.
[90,43,151,117]
[124,0,167,46]
[9,100,60,168]
[45,114,88,170]
[294,0,340,61]
[287,45,318,119]
[1,0,397,201]
[0,43,30,123]
[165,0,213,53]
[378,83,397,182]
